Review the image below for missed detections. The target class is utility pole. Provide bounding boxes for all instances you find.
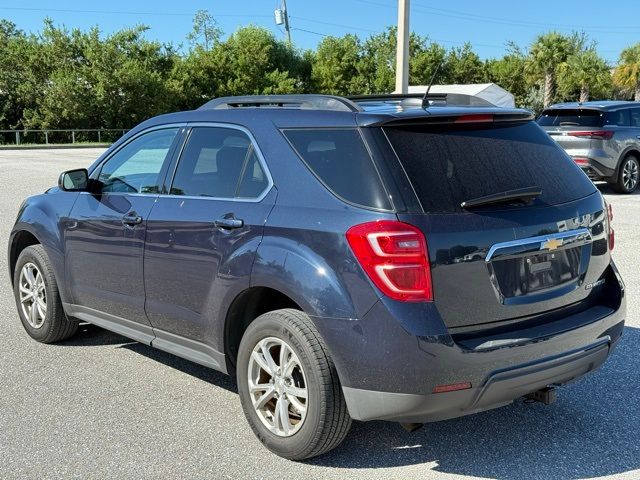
[277,0,292,46]
[395,0,410,94]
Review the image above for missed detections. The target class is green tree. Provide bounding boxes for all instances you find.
[484,43,528,106]
[558,49,611,102]
[311,34,366,95]
[187,10,221,50]
[0,20,28,129]
[526,32,576,107]
[613,44,640,100]
[447,42,485,84]
[411,41,450,86]
[170,25,306,110]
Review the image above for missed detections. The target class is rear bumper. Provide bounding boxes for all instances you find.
[343,336,615,422]
[316,262,625,423]
[567,152,616,180]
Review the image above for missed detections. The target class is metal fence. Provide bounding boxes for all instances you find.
[0,129,129,146]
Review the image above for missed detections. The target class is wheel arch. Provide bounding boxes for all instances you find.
[615,148,640,176]
[224,286,303,372]
[8,229,41,286]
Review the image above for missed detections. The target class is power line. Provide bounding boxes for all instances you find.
[291,27,328,37]
[411,2,640,32]
[353,0,640,34]
[0,6,271,18]
[290,16,378,33]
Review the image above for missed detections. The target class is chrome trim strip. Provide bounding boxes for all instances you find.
[485,228,592,262]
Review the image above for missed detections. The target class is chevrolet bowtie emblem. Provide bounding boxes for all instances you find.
[542,238,563,251]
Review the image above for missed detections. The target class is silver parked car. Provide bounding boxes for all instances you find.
[538,101,640,193]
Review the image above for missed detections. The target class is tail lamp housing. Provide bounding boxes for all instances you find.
[606,201,614,251]
[346,221,433,302]
[568,130,614,140]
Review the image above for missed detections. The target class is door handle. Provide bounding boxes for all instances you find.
[122,213,143,226]
[214,217,244,229]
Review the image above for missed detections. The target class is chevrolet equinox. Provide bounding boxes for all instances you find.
[8,94,626,460]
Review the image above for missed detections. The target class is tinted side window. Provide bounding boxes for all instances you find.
[170,127,268,199]
[237,149,269,198]
[98,128,178,194]
[283,128,391,210]
[605,109,630,126]
[630,109,640,127]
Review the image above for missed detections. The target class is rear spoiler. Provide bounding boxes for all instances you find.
[361,111,534,128]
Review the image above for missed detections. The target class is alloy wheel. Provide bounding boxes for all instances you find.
[623,158,639,191]
[18,262,47,329]
[247,337,308,437]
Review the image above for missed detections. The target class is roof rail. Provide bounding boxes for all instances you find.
[348,93,494,109]
[198,95,362,112]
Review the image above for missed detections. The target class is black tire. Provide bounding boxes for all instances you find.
[237,309,351,460]
[613,155,640,193]
[13,244,78,343]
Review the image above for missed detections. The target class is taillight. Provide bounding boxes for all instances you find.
[454,114,493,124]
[573,156,590,166]
[606,202,615,251]
[569,130,614,140]
[346,220,433,302]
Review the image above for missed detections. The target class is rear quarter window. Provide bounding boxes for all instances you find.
[384,121,596,213]
[282,128,391,210]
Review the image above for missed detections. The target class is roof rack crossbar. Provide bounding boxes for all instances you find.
[198,95,362,112]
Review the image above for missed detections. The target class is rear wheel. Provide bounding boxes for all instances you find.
[237,309,351,460]
[13,245,78,343]
[614,155,639,193]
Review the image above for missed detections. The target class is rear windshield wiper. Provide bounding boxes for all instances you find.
[461,186,542,209]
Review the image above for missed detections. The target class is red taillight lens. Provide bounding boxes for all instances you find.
[346,220,433,302]
[573,156,590,166]
[607,202,615,251]
[432,382,472,394]
[569,130,614,140]
[454,114,493,124]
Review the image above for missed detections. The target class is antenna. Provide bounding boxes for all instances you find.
[422,61,443,109]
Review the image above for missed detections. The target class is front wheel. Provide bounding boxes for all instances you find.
[236,309,351,460]
[614,155,639,193]
[13,245,78,343]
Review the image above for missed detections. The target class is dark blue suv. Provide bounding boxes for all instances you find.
[8,94,626,460]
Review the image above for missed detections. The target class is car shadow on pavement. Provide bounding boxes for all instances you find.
[57,322,238,393]
[121,342,238,394]
[57,322,137,347]
[311,326,640,480]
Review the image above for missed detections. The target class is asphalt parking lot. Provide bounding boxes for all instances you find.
[0,148,639,480]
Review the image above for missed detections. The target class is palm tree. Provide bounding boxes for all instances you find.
[560,49,610,102]
[526,32,574,107]
[614,44,640,101]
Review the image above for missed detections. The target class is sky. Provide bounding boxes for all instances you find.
[2,1,639,63]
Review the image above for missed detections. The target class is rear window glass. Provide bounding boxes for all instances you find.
[537,109,604,127]
[283,128,391,210]
[384,121,596,213]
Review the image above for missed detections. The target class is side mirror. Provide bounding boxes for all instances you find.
[58,168,89,192]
